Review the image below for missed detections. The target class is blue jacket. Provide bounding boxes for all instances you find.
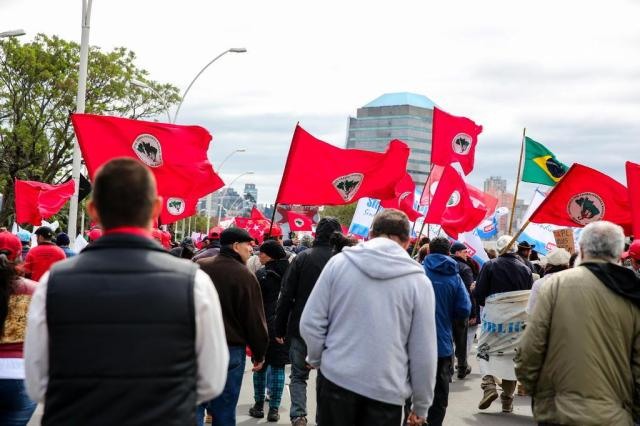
[423,254,472,357]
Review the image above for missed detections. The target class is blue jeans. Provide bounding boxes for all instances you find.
[0,379,37,426]
[196,346,246,426]
[289,336,309,419]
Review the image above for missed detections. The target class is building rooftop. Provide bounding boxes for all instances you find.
[364,92,437,109]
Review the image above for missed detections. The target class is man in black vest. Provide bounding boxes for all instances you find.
[24,158,229,425]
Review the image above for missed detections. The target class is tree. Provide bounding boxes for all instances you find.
[0,34,180,226]
[321,203,357,226]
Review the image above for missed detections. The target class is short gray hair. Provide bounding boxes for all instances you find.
[578,221,625,262]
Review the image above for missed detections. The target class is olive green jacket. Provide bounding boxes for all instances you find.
[515,262,640,426]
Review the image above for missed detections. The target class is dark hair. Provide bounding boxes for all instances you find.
[370,209,410,242]
[92,158,157,229]
[569,252,578,268]
[485,248,497,259]
[418,244,430,263]
[419,237,430,247]
[429,237,451,255]
[330,232,357,254]
[0,254,18,338]
[545,263,569,274]
[529,250,540,261]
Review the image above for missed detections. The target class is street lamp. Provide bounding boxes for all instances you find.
[130,79,172,123]
[0,29,26,38]
[216,171,254,225]
[206,148,246,230]
[68,0,93,243]
[173,48,247,123]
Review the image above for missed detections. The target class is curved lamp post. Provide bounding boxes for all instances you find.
[216,171,254,225]
[0,29,26,38]
[130,79,172,123]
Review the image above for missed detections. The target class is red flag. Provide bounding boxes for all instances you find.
[530,163,632,234]
[276,125,410,205]
[423,165,487,238]
[430,107,483,175]
[626,162,640,237]
[251,206,268,220]
[234,217,270,243]
[380,174,421,221]
[286,211,314,231]
[71,114,224,224]
[14,179,75,225]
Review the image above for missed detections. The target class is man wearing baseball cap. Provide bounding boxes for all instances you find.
[623,239,640,277]
[22,226,66,282]
[196,228,269,426]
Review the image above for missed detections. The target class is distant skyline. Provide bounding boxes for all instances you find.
[3,0,639,204]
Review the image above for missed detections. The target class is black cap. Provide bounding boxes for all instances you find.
[35,226,54,240]
[518,241,535,249]
[260,240,287,260]
[450,242,467,254]
[220,228,254,246]
[315,217,342,242]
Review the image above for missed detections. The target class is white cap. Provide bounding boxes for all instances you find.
[496,235,516,253]
[547,248,571,266]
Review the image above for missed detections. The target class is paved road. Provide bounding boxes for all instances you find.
[28,348,534,425]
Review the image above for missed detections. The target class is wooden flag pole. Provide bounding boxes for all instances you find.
[267,203,278,237]
[411,164,436,258]
[500,220,530,255]
[508,127,527,234]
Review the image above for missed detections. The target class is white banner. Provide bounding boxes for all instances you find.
[348,198,380,238]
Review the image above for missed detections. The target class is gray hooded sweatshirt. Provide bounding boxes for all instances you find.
[299,237,437,416]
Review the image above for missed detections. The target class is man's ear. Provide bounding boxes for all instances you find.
[150,196,163,228]
[87,200,100,227]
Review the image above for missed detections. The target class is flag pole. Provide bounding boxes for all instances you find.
[411,164,435,257]
[508,127,527,234]
[500,220,530,255]
[267,203,278,237]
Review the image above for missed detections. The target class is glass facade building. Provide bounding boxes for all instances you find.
[346,92,436,188]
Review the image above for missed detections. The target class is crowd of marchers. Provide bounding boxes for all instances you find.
[0,158,639,426]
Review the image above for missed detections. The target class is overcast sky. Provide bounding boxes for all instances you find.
[3,0,639,204]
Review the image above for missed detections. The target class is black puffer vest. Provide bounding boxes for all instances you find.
[43,233,198,426]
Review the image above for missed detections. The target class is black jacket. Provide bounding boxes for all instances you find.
[275,242,333,338]
[474,253,533,306]
[256,259,291,366]
[44,233,198,426]
[452,255,479,322]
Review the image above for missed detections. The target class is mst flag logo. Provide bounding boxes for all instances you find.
[333,173,363,202]
[133,134,163,167]
[167,197,186,216]
[567,192,604,225]
[294,218,305,227]
[452,133,472,155]
[447,191,461,207]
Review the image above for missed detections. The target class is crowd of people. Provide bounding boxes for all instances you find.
[0,157,639,426]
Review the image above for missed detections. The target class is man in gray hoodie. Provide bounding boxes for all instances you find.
[300,209,437,426]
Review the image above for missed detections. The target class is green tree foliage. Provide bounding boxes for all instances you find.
[0,34,180,226]
[321,203,357,226]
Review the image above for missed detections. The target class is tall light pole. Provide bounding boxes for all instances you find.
[67,0,93,243]
[130,79,172,123]
[173,48,247,123]
[0,29,26,38]
[206,148,246,231]
[216,171,254,225]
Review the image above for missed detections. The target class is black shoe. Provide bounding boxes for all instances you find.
[267,408,280,422]
[249,401,264,418]
[457,365,472,379]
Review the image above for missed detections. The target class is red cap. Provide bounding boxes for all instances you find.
[151,228,163,242]
[88,228,103,242]
[623,239,640,261]
[0,231,22,261]
[208,226,223,239]
[269,225,283,238]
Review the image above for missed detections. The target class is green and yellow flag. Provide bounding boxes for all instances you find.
[522,137,569,186]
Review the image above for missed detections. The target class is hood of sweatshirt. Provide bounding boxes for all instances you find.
[424,253,459,276]
[341,237,425,280]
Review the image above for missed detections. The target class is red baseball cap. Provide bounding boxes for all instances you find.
[208,226,223,239]
[269,225,283,238]
[88,228,103,242]
[0,231,23,261]
[623,240,640,261]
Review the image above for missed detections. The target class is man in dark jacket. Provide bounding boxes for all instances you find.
[474,235,532,413]
[275,217,342,426]
[197,228,269,426]
[516,241,536,273]
[449,242,474,379]
[424,238,471,426]
[24,158,229,425]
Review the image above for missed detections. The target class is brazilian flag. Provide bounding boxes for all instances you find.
[522,137,569,186]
